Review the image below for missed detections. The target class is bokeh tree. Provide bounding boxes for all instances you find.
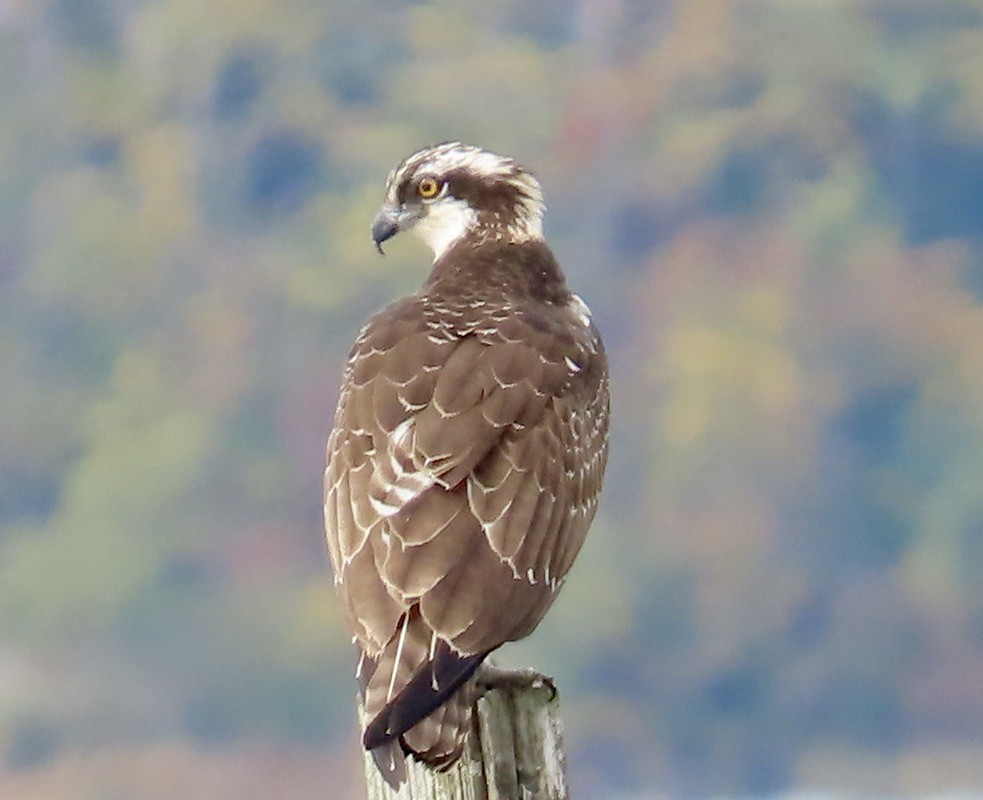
[2,1,983,798]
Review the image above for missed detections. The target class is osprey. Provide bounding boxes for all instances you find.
[324,142,609,784]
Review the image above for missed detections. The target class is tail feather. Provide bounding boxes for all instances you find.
[400,682,476,768]
[367,685,476,788]
[369,739,406,788]
[363,638,488,749]
[358,608,491,783]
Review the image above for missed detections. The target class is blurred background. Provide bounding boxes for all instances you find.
[2,0,983,798]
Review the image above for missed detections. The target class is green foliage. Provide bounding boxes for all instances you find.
[2,1,983,797]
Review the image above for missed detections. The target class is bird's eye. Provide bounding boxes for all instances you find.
[417,178,442,199]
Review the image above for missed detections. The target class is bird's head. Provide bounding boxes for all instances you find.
[371,142,545,260]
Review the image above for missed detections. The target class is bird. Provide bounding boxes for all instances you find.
[323,141,610,785]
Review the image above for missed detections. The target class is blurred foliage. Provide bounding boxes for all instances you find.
[1,1,983,798]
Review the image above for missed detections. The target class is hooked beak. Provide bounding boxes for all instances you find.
[371,203,418,255]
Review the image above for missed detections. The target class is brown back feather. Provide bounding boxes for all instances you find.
[325,239,609,774]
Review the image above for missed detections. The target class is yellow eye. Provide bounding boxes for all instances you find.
[417,177,442,199]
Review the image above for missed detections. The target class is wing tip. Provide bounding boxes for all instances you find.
[363,714,395,750]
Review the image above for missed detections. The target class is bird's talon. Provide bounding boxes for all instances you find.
[476,664,557,699]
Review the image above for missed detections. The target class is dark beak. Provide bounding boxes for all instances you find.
[371,204,401,255]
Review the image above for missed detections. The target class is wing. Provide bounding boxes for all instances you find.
[324,292,609,749]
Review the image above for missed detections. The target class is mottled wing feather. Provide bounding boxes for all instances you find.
[324,289,609,768]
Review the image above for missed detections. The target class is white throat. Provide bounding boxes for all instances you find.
[410,197,478,261]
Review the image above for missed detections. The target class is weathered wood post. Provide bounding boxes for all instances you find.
[361,679,568,800]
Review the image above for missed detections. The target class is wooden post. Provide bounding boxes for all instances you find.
[361,679,568,800]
